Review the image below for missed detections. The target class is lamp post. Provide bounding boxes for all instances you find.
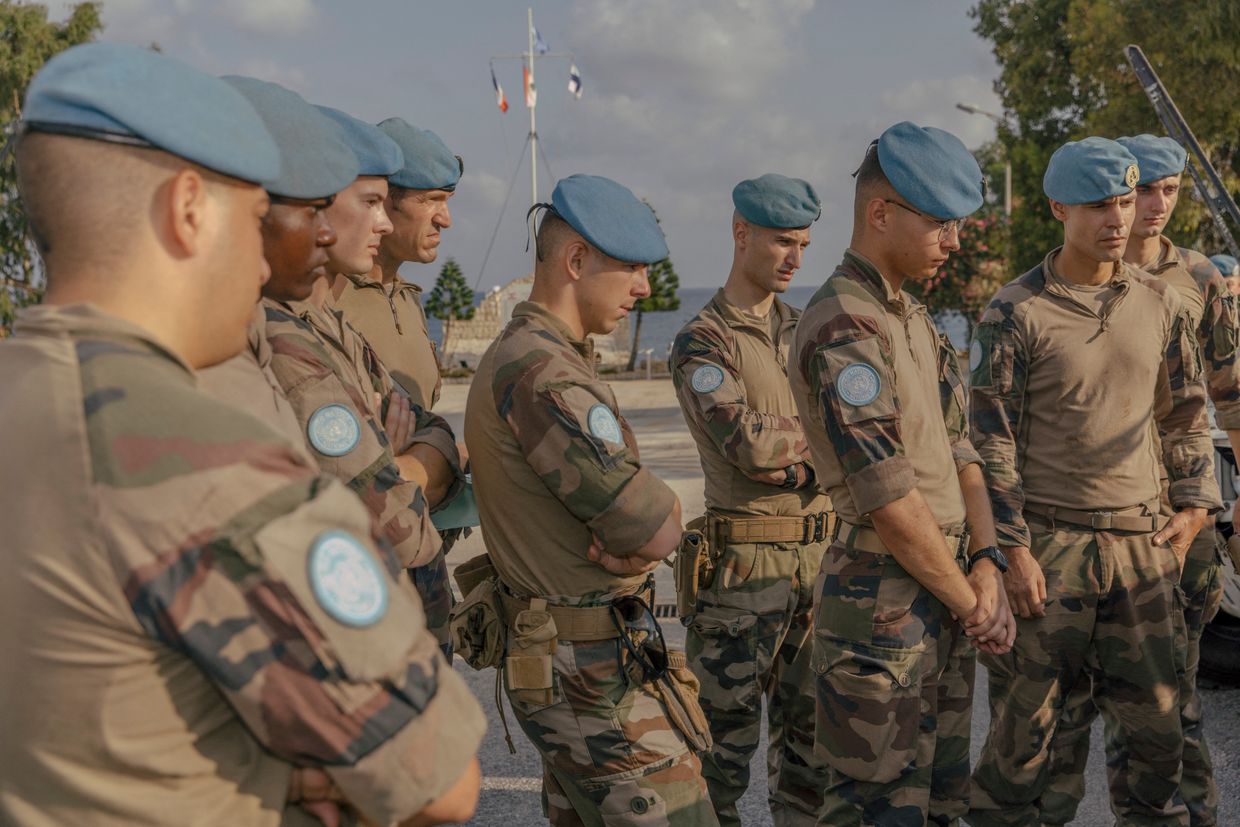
[957,102,1012,217]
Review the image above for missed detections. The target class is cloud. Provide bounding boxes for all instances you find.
[880,74,1003,148]
[213,0,319,36]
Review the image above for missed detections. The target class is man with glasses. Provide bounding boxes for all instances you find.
[789,122,1015,826]
[669,173,830,826]
[967,138,1220,827]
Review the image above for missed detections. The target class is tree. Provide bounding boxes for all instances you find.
[0,1,102,336]
[627,257,680,372]
[425,258,475,344]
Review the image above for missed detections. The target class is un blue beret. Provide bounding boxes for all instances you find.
[223,77,358,200]
[378,118,461,191]
[1116,134,1187,185]
[22,42,278,184]
[732,174,820,229]
[314,106,402,177]
[550,174,668,265]
[1044,137,1140,204]
[877,122,984,220]
[1210,254,1238,278]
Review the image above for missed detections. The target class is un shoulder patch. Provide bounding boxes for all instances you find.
[836,363,881,407]
[969,340,983,372]
[587,403,623,444]
[307,403,360,457]
[690,364,725,394]
[308,530,388,627]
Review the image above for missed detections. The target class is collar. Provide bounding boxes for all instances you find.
[840,248,915,311]
[13,302,194,376]
[1135,235,1181,275]
[708,287,794,340]
[1043,247,1132,293]
[337,269,424,299]
[511,300,595,363]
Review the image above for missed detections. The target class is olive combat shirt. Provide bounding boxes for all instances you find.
[0,303,485,826]
[466,301,678,600]
[790,250,980,532]
[670,288,829,517]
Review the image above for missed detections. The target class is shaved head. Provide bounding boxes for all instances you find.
[852,141,897,226]
[533,211,581,268]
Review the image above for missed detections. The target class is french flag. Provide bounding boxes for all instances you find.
[491,67,508,113]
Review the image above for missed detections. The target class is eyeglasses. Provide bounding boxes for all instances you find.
[269,193,335,209]
[610,594,668,683]
[884,199,963,241]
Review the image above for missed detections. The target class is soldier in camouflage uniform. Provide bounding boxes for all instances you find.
[0,43,484,826]
[670,174,831,826]
[789,123,1015,826]
[968,137,1221,827]
[1037,134,1237,827]
[466,174,718,825]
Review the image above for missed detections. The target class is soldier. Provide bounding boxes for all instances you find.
[465,174,718,825]
[0,43,484,826]
[1209,253,1240,295]
[263,107,462,584]
[1038,134,1237,827]
[789,122,1014,826]
[669,173,830,826]
[329,117,464,656]
[968,137,1221,827]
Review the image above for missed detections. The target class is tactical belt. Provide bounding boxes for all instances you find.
[1024,502,1159,533]
[833,519,966,557]
[498,585,652,642]
[709,511,832,544]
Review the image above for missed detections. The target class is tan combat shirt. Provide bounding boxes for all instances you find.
[330,272,442,409]
[0,304,484,827]
[970,250,1221,547]
[790,250,980,532]
[466,301,678,600]
[670,288,830,517]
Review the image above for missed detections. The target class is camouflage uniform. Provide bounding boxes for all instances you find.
[466,300,717,826]
[789,250,982,826]
[1041,240,1236,826]
[670,289,831,825]
[968,251,1221,827]
[328,272,456,659]
[0,304,485,826]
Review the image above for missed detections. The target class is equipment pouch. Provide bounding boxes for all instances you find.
[452,552,496,599]
[504,599,559,707]
[652,649,712,753]
[674,516,712,620]
[448,570,504,671]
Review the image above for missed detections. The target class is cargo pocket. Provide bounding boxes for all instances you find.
[505,603,560,712]
[812,636,927,784]
[685,606,759,710]
[711,541,758,591]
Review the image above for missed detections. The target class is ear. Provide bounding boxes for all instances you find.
[733,219,748,247]
[1049,199,1068,223]
[866,197,889,233]
[563,239,588,282]
[165,168,210,258]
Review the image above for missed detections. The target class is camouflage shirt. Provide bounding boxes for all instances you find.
[789,250,979,531]
[264,298,460,568]
[969,249,1221,548]
[0,303,484,826]
[670,288,830,517]
[465,300,678,600]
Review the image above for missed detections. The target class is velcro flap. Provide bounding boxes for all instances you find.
[504,654,554,690]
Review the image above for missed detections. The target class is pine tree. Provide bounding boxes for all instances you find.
[627,255,680,371]
[425,258,475,343]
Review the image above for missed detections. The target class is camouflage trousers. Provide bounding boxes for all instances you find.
[813,539,976,826]
[411,547,453,660]
[685,536,830,826]
[507,636,719,826]
[1038,517,1224,826]
[968,513,1189,827]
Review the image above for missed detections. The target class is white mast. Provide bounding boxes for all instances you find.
[528,7,537,207]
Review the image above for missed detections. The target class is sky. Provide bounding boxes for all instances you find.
[47,0,1005,290]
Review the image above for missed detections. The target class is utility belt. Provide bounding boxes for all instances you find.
[1024,500,1160,533]
[832,519,969,560]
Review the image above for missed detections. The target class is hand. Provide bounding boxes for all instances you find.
[587,535,660,576]
[288,767,350,827]
[1153,507,1209,568]
[379,391,415,454]
[745,467,788,486]
[396,444,454,507]
[962,561,1016,653]
[1003,545,1046,619]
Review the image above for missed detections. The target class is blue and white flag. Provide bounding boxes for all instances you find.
[533,26,550,55]
[568,63,583,99]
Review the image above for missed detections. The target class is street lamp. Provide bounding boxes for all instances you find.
[957,102,1012,217]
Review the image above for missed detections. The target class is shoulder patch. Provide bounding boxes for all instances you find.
[308,530,388,627]
[307,403,360,457]
[836,362,882,407]
[690,364,725,394]
[969,340,983,372]
[587,403,623,444]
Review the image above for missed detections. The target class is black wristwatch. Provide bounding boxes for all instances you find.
[781,464,799,489]
[967,545,1009,574]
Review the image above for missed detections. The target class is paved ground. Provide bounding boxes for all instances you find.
[437,380,1240,826]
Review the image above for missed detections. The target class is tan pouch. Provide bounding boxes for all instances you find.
[653,649,712,753]
[453,552,496,599]
[504,598,559,706]
[448,571,505,671]
[673,516,712,620]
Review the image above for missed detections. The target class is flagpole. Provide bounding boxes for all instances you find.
[528,6,537,209]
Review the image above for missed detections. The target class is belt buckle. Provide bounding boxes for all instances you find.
[1091,511,1113,530]
[805,513,828,543]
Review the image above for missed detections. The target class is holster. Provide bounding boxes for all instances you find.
[448,553,505,670]
[673,516,713,620]
[652,650,712,753]
[504,598,558,706]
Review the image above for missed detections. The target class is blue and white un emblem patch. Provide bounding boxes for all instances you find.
[969,340,984,372]
[308,530,388,628]
[307,404,360,457]
[837,363,882,407]
[587,403,623,444]
[690,364,725,394]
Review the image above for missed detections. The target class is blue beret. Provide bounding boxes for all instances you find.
[223,77,358,200]
[1043,137,1140,204]
[314,106,402,177]
[22,42,278,184]
[550,174,668,265]
[377,118,461,191]
[1210,254,1238,278]
[732,174,820,229]
[877,122,984,220]
[1116,134,1187,185]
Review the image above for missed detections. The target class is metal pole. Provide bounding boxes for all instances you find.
[1003,158,1012,217]
[528,7,537,209]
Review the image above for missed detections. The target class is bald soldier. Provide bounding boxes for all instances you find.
[670,173,831,826]
[789,123,1015,826]
[1039,134,1237,827]
[465,174,718,825]
[0,43,483,826]
[968,138,1221,827]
